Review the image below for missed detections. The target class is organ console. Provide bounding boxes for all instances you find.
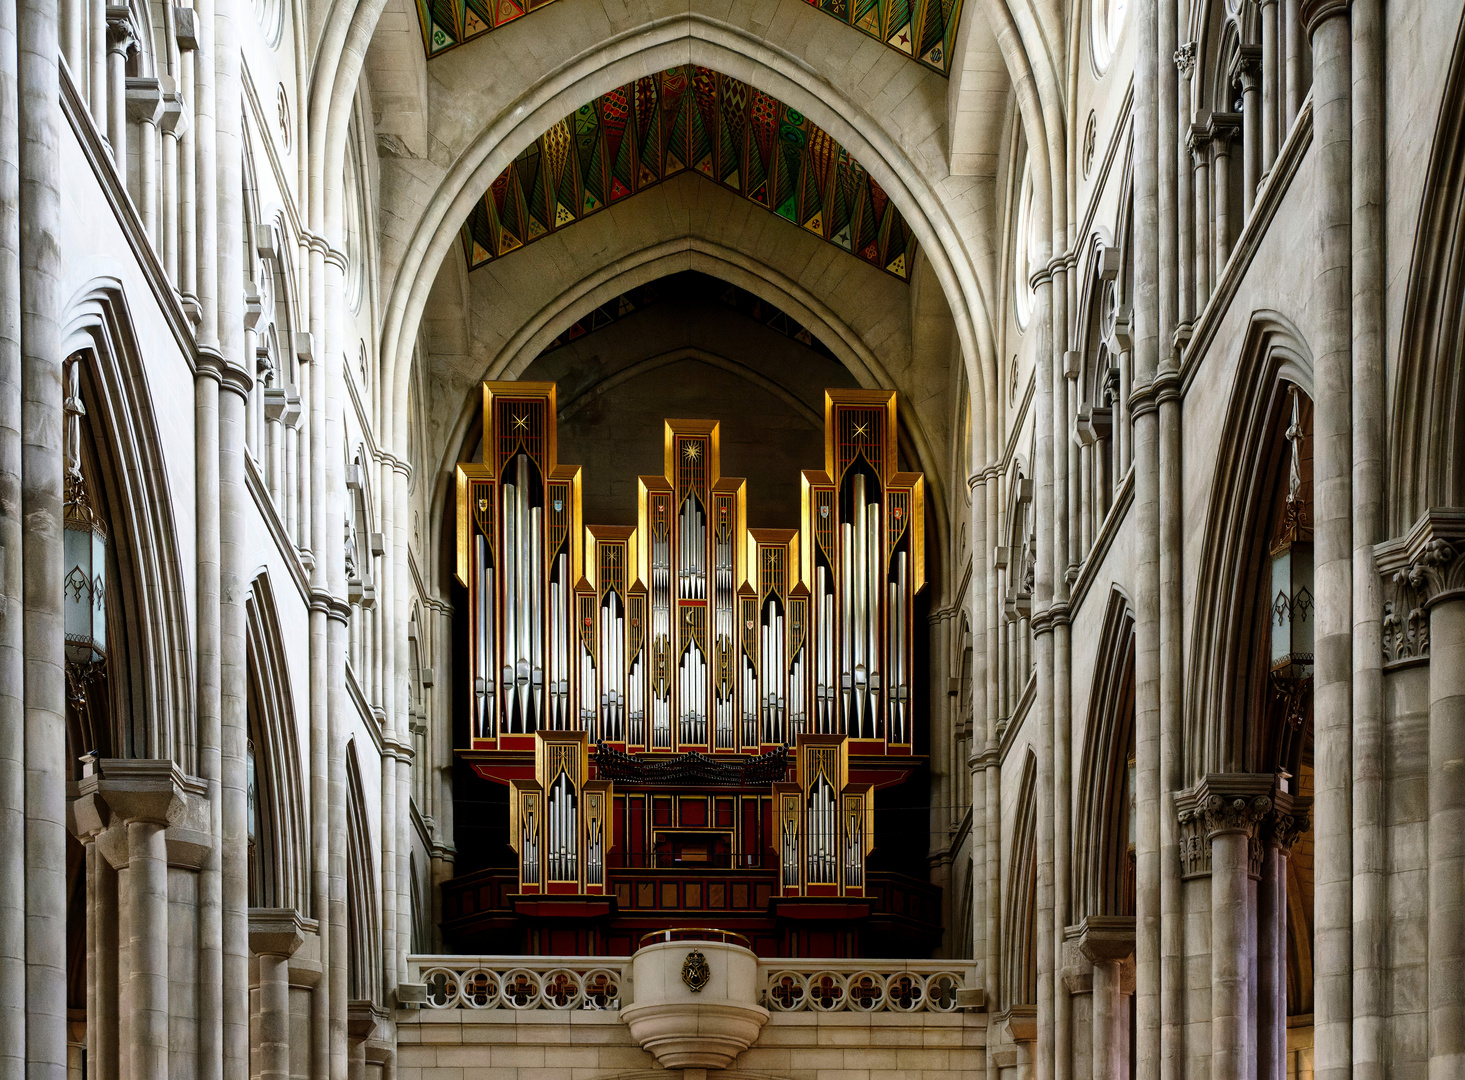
[454,383,927,952]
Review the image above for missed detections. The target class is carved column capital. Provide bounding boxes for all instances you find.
[1229,44,1264,89]
[1175,773,1278,878]
[105,6,136,53]
[1174,41,1197,78]
[1207,111,1243,151]
[1376,509,1465,663]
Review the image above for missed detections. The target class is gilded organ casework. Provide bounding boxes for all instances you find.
[455,383,924,942]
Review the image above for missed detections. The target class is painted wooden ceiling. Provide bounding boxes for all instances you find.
[460,67,918,281]
[414,0,962,73]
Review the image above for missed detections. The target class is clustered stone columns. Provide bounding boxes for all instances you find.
[70,757,213,1080]
[1173,774,1310,1080]
[1377,511,1465,1073]
[1067,916,1135,1080]
[248,907,323,1080]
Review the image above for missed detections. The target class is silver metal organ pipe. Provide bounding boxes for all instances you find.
[840,518,853,732]
[530,501,544,725]
[515,461,529,728]
[503,475,518,731]
[852,474,868,737]
[861,501,873,738]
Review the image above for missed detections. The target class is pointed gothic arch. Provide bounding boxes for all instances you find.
[346,739,382,1004]
[1002,749,1038,1009]
[59,282,196,773]
[246,571,311,912]
[1071,589,1136,921]
[1185,310,1313,779]
[1392,14,1465,530]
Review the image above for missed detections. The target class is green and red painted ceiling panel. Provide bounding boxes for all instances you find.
[414,0,961,73]
[460,67,917,281]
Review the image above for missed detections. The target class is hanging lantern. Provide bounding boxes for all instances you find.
[62,358,106,683]
[1269,541,1314,677]
[1269,386,1313,728]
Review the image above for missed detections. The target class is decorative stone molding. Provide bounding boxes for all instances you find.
[1174,773,1276,879]
[1300,0,1350,33]
[1375,509,1465,663]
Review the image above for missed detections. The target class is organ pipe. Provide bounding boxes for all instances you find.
[458,387,922,776]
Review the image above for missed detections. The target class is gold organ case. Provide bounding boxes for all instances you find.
[455,383,925,928]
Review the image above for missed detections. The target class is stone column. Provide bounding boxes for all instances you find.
[1395,526,1465,1074]
[1007,1007,1039,1080]
[1350,0,1386,1074]
[70,756,118,1080]
[1258,796,1309,1080]
[1073,916,1135,1080]
[1187,122,1211,311]
[88,0,106,133]
[0,0,24,1068]
[1260,0,1281,172]
[1179,775,1275,1080]
[19,0,69,1070]
[1234,47,1263,217]
[249,910,309,1080]
[1130,0,1162,1073]
[1175,43,1196,331]
[1285,0,1305,127]
[158,87,185,286]
[174,12,198,321]
[1208,113,1240,280]
[103,9,131,162]
[1303,6,1354,1080]
[76,760,199,1080]
[125,79,162,246]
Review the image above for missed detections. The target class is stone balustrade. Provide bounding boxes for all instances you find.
[408,955,975,1015]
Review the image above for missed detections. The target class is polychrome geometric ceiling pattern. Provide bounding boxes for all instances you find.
[414,0,962,74]
[460,67,918,281]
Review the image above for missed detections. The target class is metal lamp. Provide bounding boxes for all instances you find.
[63,358,106,700]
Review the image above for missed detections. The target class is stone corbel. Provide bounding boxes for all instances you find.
[1073,914,1136,967]
[264,385,300,426]
[348,999,388,1042]
[1004,1003,1038,1045]
[249,907,313,958]
[1062,936,1094,994]
[158,81,189,138]
[1375,508,1465,664]
[124,77,163,125]
[1262,793,1311,853]
[172,5,198,50]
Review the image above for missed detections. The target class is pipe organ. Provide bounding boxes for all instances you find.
[772,736,875,896]
[509,732,612,894]
[456,384,925,943]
